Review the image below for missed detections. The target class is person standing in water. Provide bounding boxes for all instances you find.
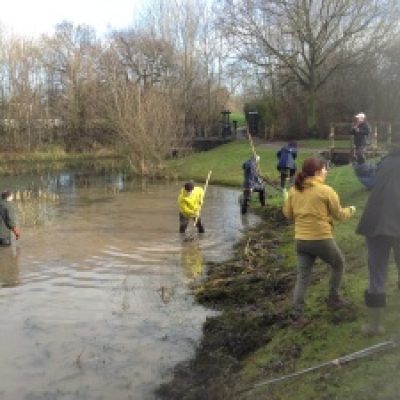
[283,157,356,328]
[0,190,21,246]
[178,182,205,234]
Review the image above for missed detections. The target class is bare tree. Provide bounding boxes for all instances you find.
[218,0,399,134]
[40,22,102,149]
[100,35,183,175]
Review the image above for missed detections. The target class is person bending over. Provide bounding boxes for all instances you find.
[178,182,205,234]
[241,155,265,215]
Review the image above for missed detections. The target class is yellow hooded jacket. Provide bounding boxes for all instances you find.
[282,176,353,239]
[178,186,204,218]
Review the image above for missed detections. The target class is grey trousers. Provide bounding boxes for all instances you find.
[293,239,345,316]
[366,235,400,294]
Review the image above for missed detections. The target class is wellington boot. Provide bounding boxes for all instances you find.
[361,307,385,336]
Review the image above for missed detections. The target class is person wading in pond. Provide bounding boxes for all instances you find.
[356,138,400,336]
[0,190,21,246]
[241,154,265,215]
[283,157,356,328]
[178,182,205,234]
[276,140,298,190]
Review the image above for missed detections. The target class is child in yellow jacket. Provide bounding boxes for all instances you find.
[178,182,205,233]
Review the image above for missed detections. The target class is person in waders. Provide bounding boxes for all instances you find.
[0,190,21,246]
[241,155,265,215]
[178,182,205,234]
[276,141,298,190]
[356,138,400,336]
[283,157,356,328]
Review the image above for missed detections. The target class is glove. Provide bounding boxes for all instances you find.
[12,227,20,240]
[282,188,289,201]
[349,206,356,214]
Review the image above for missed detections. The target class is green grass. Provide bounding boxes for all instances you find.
[169,139,313,187]
[168,139,400,400]
[230,112,247,126]
[296,138,352,149]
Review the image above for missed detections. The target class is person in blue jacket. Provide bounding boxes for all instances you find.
[352,161,378,190]
[277,141,298,189]
[241,155,265,215]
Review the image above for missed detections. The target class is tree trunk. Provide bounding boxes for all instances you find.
[307,89,318,137]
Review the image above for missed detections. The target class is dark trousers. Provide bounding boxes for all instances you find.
[354,145,367,164]
[293,239,345,316]
[241,187,265,214]
[179,213,205,233]
[278,167,296,189]
[366,235,400,295]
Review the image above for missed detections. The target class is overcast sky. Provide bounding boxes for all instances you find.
[1,0,145,37]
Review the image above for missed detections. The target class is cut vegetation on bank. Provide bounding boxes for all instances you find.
[162,140,400,400]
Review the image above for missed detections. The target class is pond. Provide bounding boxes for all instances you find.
[0,169,260,400]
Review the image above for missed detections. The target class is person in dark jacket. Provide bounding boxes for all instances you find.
[241,155,265,215]
[351,113,371,163]
[0,190,20,246]
[356,142,400,335]
[352,161,377,190]
[277,141,298,189]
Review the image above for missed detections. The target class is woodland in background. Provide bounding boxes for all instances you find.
[1,0,400,173]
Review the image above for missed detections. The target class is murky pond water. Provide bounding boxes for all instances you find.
[0,170,259,400]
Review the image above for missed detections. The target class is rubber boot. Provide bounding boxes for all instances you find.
[259,189,266,207]
[361,307,385,336]
[241,190,251,215]
[362,291,386,336]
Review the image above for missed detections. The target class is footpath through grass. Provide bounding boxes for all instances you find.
[165,139,400,400]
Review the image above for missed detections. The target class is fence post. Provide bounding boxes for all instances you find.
[373,125,378,151]
[329,124,335,149]
[387,123,392,147]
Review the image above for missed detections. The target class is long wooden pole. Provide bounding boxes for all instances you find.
[246,129,281,192]
[193,170,212,228]
[185,170,212,240]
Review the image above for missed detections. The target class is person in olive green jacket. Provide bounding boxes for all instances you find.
[178,182,205,234]
[283,157,356,328]
[0,190,21,246]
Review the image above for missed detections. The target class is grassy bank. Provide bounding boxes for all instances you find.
[163,140,400,399]
[168,139,313,187]
[0,148,128,175]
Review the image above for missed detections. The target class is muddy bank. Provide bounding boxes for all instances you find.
[157,207,298,399]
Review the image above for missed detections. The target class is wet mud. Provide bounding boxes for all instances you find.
[157,207,298,399]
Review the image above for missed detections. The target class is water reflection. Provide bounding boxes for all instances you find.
[180,241,204,280]
[0,170,260,400]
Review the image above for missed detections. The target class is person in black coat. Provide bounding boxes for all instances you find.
[356,142,400,335]
[351,113,371,163]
